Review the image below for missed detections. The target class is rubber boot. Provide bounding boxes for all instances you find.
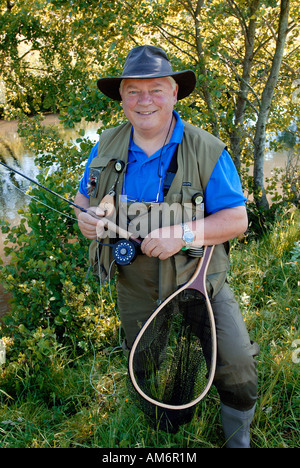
[221,402,256,448]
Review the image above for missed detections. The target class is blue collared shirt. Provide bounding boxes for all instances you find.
[122,110,184,203]
[79,111,246,213]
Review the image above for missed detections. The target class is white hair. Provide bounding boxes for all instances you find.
[167,76,177,90]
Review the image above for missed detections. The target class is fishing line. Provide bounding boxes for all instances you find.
[8,182,78,222]
[0,161,85,213]
[4,177,140,270]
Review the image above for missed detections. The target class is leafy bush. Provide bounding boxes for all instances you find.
[0,115,121,397]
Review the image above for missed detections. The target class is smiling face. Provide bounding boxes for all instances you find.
[120,77,178,140]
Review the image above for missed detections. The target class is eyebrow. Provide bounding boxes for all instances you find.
[125,80,166,90]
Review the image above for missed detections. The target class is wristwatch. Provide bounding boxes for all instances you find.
[181,223,195,249]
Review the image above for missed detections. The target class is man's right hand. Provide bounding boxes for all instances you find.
[73,191,106,240]
[77,206,106,240]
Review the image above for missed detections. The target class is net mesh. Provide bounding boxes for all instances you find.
[127,290,213,432]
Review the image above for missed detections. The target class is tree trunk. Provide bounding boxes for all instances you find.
[253,0,290,211]
[194,1,220,137]
[229,0,261,170]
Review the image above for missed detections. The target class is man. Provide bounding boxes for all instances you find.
[74,45,259,448]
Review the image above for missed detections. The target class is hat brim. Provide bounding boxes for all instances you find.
[97,70,196,101]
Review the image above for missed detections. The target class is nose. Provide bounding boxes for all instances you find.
[138,91,153,104]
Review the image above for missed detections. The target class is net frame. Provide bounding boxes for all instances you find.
[128,245,217,410]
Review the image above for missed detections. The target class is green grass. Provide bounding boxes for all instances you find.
[0,210,299,448]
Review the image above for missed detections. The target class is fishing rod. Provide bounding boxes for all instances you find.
[0,160,141,265]
[0,161,87,213]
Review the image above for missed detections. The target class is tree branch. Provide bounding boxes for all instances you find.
[217,52,262,108]
[156,25,197,64]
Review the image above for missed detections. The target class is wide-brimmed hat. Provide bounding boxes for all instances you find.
[97,45,196,101]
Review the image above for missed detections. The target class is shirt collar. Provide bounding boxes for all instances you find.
[129,110,184,150]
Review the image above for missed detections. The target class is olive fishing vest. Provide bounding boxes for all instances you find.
[88,120,229,300]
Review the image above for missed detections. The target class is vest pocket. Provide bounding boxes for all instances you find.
[87,167,105,201]
[88,160,117,203]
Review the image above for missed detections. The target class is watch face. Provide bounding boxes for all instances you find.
[183,232,194,243]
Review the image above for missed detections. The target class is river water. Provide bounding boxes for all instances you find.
[0,115,288,318]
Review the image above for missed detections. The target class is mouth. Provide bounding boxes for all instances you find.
[136,111,157,116]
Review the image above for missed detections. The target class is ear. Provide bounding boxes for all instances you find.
[173,84,179,104]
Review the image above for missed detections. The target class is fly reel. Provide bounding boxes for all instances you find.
[112,239,139,265]
[111,239,203,265]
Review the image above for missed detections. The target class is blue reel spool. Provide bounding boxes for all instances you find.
[112,239,138,265]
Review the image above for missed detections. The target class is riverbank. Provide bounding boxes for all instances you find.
[0,113,60,132]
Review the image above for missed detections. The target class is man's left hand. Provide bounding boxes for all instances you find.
[141,225,184,260]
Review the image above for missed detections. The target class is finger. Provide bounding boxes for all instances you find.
[141,237,151,254]
[78,211,99,226]
[77,217,97,233]
[86,207,105,222]
[77,223,97,239]
[96,219,105,238]
[95,206,106,217]
[141,239,161,258]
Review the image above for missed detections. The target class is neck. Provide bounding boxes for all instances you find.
[133,114,175,157]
